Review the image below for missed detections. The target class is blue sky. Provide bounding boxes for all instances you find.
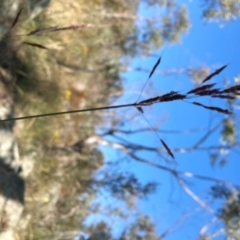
[135,1,240,239]
[81,1,240,240]
[91,1,240,239]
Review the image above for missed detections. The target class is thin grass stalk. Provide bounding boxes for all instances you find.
[0,103,136,122]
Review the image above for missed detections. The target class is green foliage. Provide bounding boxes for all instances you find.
[161,5,190,42]
[221,118,236,144]
[120,215,160,240]
[119,0,190,57]
[210,185,240,239]
[89,172,158,200]
[201,0,240,22]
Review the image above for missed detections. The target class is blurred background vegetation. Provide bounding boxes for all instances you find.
[0,0,240,239]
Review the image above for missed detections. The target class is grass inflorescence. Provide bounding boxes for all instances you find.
[1,7,239,160]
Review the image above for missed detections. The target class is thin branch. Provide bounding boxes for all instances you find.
[78,134,229,184]
[126,152,233,212]
[126,152,233,185]
[177,178,215,213]
[192,122,222,148]
[159,210,191,239]
[199,217,218,237]
[101,126,209,135]
[79,132,239,163]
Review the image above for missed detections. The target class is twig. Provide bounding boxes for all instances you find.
[177,178,215,213]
